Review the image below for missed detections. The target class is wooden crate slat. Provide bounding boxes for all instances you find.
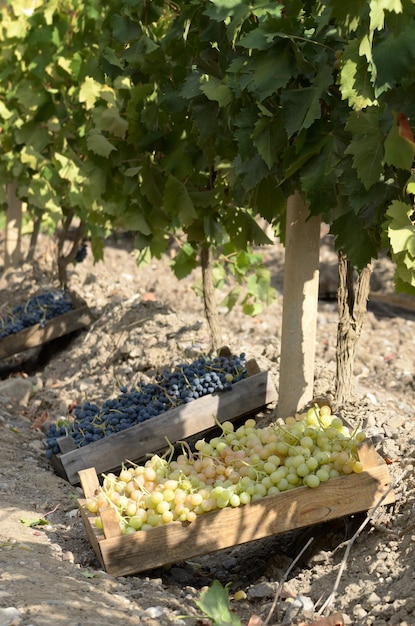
[77,443,395,577]
[61,369,277,484]
[0,296,94,359]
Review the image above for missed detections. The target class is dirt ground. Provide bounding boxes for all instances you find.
[0,229,414,626]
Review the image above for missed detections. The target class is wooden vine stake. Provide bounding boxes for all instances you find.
[278,191,321,418]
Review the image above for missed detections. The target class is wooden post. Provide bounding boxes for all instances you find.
[277,191,321,419]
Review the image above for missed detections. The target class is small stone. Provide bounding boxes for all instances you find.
[0,606,22,626]
[247,582,278,599]
[145,606,165,619]
[353,605,368,619]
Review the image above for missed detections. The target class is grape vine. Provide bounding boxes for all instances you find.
[83,405,367,534]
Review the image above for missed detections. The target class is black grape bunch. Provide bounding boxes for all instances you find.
[0,290,74,340]
[75,243,88,263]
[45,352,247,458]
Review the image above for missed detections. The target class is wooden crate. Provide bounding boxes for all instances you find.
[77,440,395,577]
[0,291,94,360]
[51,358,278,485]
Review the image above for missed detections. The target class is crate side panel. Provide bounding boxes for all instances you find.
[78,499,106,569]
[92,464,393,576]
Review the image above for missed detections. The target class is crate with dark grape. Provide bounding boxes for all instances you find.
[46,349,278,485]
[77,404,395,577]
[0,289,94,360]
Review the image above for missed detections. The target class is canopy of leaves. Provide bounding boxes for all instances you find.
[0,0,414,293]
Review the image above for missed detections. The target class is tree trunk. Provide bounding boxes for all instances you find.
[57,214,85,287]
[4,181,23,269]
[334,250,372,409]
[278,191,321,419]
[27,210,43,263]
[200,245,222,353]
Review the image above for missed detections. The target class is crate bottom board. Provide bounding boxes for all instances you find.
[78,461,394,577]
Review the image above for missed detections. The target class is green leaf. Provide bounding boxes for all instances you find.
[281,64,332,137]
[325,0,369,35]
[370,0,403,32]
[79,77,104,110]
[384,122,415,170]
[252,114,286,169]
[194,580,242,626]
[385,200,415,256]
[330,211,378,269]
[20,517,49,527]
[300,130,345,214]
[164,175,198,225]
[98,108,129,139]
[247,43,297,101]
[345,111,384,189]
[20,146,47,170]
[281,87,320,137]
[373,22,415,89]
[340,40,377,110]
[171,242,197,279]
[121,209,152,235]
[86,130,117,158]
[200,76,232,108]
[220,286,240,312]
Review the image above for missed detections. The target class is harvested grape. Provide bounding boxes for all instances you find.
[45,352,248,457]
[0,290,73,339]
[83,404,367,535]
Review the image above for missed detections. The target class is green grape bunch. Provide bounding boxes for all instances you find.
[83,405,367,534]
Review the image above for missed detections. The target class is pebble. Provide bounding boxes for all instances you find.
[0,607,21,626]
[145,606,165,619]
[353,605,368,619]
[247,581,278,599]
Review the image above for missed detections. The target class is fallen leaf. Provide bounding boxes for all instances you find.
[20,517,50,528]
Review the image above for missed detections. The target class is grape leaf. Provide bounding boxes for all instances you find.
[372,23,415,88]
[340,40,377,109]
[383,123,415,170]
[280,64,332,137]
[325,0,369,35]
[385,200,415,256]
[370,0,403,32]
[79,77,103,110]
[86,130,117,158]
[164,175,198,225]
[345,112,384,189]
[250,44,297,101]
[252,114,286,169]
[330,211,378,269]
[98,108,129,139]
[194,580,242,626]
[200,76,233,108]
[20,517,49,527]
